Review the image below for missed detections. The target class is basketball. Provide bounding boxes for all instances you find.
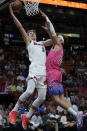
[12,1,23,12]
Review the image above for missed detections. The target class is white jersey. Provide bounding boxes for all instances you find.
[27,40,46,76]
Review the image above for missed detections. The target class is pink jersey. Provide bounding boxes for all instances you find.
[46,46,63,84]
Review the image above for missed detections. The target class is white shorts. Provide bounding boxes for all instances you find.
[26,74,47,89]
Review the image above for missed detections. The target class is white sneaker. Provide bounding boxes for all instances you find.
[76,111,83,128]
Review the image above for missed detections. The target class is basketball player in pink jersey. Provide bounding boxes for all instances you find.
[40,10,83,129]
[9,3,54,130]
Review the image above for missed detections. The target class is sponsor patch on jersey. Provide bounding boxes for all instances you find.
[44,80,47,85]
[34,42,38,45]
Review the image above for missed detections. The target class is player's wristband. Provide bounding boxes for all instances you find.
[46,17,56,36]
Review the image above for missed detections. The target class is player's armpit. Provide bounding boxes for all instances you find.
[43,39,53,47]
[52,36,60,45]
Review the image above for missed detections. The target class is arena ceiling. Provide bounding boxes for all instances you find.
[0,0,87,45]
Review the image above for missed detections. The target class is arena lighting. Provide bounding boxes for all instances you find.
[56,33,80,38]
[4,34,14,38]
[74,45,79,49]
[54,5,58,7]
[21,0,87,9]
[40,0,87,9]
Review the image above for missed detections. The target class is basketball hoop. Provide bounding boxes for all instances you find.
[22,0,40,16]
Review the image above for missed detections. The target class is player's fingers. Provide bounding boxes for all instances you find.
[42,26,47,30]
[39,9,47,18]
[39,9,43,15]
[42,26,48,31]
[42,26,45,29]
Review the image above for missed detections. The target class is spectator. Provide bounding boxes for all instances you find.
[0,111,3,131]
[17,72,25,81]
[16,81,24,92]
[31,111,43,126]
[8,80,16,92]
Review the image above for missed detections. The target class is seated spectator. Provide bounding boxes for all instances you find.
[8,81,16,92]
[49,109,60,120]
[0,111,3,131]
[19,61,27,70]
[72,102,78,113]
[17,72,25,81]
[60,110,76,128]
[16,81,24,92]
[7,103,14,112]
[0,51,4,61]
[31,111,43,126]
[63,74,74,87]
[4,81,10,92]
[60,110,68,125]
[56,106,64,114]
[4,63,10,71]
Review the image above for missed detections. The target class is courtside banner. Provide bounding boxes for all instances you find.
[21,0,87,9]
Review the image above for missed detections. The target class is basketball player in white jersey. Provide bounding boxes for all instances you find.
[9,3,53,130]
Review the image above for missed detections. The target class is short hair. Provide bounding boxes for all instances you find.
[27,30,36,35]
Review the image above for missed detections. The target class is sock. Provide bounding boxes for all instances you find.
[67,107,77,117]
[26,108,35,119]
[12,102,20,111]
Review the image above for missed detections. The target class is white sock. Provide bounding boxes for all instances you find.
[67,107,77,117]
[12,102,20,111]
[26,108,35,119]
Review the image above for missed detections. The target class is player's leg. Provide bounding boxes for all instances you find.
[50,82,83,128]
[21,88,47,130]
[59,94,83,128]
[48,81,77,115]
[52,94,77,116]
[21,76,47,130]
[28,87,47,116]
[9,78,36,125]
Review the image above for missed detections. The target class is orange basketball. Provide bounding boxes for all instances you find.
[12,1,23,12]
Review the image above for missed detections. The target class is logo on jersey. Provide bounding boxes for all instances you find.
[33,42,45,52]
[57,50,63,66]
[42,47,45,52]
[34,42,38,45]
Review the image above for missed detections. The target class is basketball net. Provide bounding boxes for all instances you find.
[22,0,40,16]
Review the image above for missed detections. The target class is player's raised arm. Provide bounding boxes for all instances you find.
[39,9,60,46]
[9,3,31,46]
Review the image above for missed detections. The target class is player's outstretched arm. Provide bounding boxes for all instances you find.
[39,9,60,46]
[9,3,31,46]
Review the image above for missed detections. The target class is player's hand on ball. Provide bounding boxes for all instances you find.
[9,1,22,13]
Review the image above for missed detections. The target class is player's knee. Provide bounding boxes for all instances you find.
[25,89,33,96]
[19,90,33,101]
[39,95,46,102]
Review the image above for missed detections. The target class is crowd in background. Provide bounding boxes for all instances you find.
[0,45,87,92]
[0,45,87,130]
[0,94,87,131]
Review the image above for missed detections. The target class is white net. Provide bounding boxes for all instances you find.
[23,0,40,16]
